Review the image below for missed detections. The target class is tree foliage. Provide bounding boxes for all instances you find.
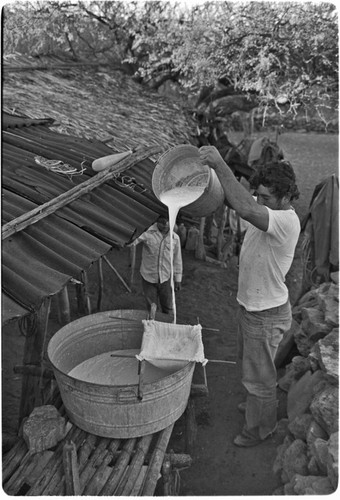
[3,0,338,111]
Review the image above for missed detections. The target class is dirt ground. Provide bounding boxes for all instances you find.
[2,132,338,495]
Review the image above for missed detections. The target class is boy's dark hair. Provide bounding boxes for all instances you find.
[249,160,300,201]
[157,215,169,223]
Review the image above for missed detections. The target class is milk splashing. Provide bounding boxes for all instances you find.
[159,186,205,323]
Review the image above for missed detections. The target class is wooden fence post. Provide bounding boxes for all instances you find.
[18,297,51,424]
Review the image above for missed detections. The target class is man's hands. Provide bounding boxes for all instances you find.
[199,145,225,171]
[175,282,181,292]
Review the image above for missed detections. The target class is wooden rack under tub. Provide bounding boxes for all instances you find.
[3,381,208,496]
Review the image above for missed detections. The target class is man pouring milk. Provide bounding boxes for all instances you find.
[199,145,300,447]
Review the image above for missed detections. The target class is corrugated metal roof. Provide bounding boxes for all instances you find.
[1,294,31,324]
[2,112,167,322]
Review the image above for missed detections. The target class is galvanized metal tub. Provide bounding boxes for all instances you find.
[47,310,195,438]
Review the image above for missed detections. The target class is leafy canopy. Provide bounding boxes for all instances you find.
[3,0,338,109]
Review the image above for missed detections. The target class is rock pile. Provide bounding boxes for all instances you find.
[273,273,339,494]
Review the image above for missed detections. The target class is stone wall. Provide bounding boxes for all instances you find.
[273,273,339,494]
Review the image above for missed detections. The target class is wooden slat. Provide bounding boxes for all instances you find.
[80,439,119,495]
[63,441,81,495]
[98,438,136,495]
[3,397,182,497]
[131,466,148,496]
[2,145,161,240]
[52,434,101,496]
[2,440,28,483]
[26,426,82,495]
[4,450,54,495]
[116,434,153,496]
[38,427,86,496]
[83,459,112,496]
[81,441,121,496]
[140,423,174,496]
[79,437,111,493]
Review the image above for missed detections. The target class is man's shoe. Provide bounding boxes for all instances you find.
[233,424,278,447]
[237,401,246,414]
[233,433,262,447]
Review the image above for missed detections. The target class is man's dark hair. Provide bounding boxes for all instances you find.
[249,160,300,201]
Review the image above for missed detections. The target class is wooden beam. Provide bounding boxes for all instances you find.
[2,145,161,240]
[63,441,81,496]
[14,365,54,379]
[103,255,132,293]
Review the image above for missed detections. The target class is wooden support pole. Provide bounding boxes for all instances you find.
[103,255,131,293]
[18,298,51,424]
[217,205,227,261]
[63,441,81,496]
[75,282,86,315]
[195,217,206,260]
[57,286,71,325]
[97,257,104,312]
[190,383,209,398]
[185,399,197,455]
[81,270,92,315]
[2,145,162,240]
[130,244,136,286]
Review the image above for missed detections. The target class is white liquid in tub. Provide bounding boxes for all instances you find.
[159,186,205,323]
[68,349,182,385]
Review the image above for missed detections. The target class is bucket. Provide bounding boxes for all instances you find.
[47,310,195,438]
[152,145,225,217]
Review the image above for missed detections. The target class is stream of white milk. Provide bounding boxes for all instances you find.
[68,188,205,386]
[159,186,205,323]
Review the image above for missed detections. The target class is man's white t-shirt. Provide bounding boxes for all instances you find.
[237,207,300,311]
